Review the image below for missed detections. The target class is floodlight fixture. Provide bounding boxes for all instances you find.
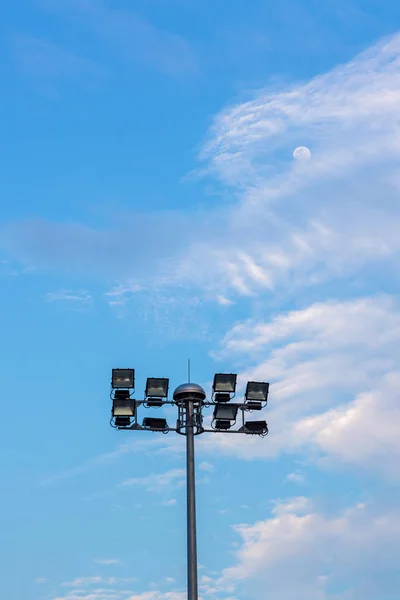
[246,401,263,411]
[213,403,239,421]
[213,373,237,394]
[245,381,269,402]
[146,398,164,407]
[142,417,168,430]
[115,416,131,427]
[112,368,135,389]
[214,392,231,403]
[112,390,135,417]
[244,420,268,435]
[145,377,169,398]
[215,419,231,430]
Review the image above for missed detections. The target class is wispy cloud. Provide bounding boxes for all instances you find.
[39,0,197,76]
[120,468,185,492]
[39,438,169,486]
[45,289,92,309]
[4,34,400,304]
[10,35,106,87]
[199,460,214,472]
[160,498,177,506]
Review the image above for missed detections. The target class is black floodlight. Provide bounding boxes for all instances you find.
[112,368,135,389]
[214,392,231,403]
[115,416,131,427]
[145,377,169,398]
[246,401,263,411]
[142,417,168,430]
[112,390,135,417]
[244,420,268,434]
[245,381,269,402]
[215,419,231,430]
[146,398,164,407]
[213,373,237,394]
[213,403,239,421]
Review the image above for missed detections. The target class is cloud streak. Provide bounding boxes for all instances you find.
[39,0,197,76]
[3,33,400,303]
[11,35,106,85]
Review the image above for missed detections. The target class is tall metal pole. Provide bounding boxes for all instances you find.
[186,397,198,600]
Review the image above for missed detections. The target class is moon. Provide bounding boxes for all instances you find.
[293,146,312,161]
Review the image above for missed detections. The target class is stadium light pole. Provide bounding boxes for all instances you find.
[109,370,270,600]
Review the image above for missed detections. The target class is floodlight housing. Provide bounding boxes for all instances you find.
[142,417,168,430]
[213,403,239,421]
[146,398,164,407]
[246,400,263,411]
[112,368,135,389]
[215,419,232,430]
[115,416,131,427]
[245,381,269,402]
[213,373,237,394]
[244,420,268,434]
[214,392,231,403]
[145,377,169,398]
[112,390,135,417]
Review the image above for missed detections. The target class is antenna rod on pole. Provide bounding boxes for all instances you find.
[188,359,191,383]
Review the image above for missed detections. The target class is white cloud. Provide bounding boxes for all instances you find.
[160,499,177,506]
[45,290,92,305]
[199,461,214,472]
[201,296,400,478]
[92,559,120,566]
[63,577,103,587]
[120,468,185,492]
[285,471,305,485]
[105,282,144,306]
[220,497,400,600]
[35,577,47,583]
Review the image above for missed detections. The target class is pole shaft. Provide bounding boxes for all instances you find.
[186,399,198,600]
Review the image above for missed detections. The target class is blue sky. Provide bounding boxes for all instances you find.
[1,1,400,599]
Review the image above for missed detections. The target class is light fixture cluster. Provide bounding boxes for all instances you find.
[211,374,269,435]
[110,369,269,437]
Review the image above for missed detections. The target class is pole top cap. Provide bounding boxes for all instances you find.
[173,382,206,403]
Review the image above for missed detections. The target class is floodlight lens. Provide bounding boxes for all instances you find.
[146,378,169,398]
[213,403,239,421]
[113,397,135,417]
[112,369,135,389]
[213,373,237,393]
[245,381,269,402]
